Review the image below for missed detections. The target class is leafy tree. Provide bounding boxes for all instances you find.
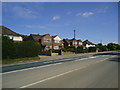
[95,43,108,51]
[107,43,118,50]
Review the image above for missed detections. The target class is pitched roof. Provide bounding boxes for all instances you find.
[51,35,57,39]
[77,39,82,42]
[63,39,70,43]
[29,34,51,42]
[30,34,43,42]
[63,38,82,43]
[0,25,21,36]
[83,40,95,45]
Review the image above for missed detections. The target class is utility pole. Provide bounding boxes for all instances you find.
[74,30,76,48]
[74,30,76,39]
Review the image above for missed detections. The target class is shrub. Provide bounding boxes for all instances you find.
[107,43,120,50]
[14,41,40,58]
[2,36,40,59]
[88,47,96,52]
[2,36,15,59]
[75,46,84,53]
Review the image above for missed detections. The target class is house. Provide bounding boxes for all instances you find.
[51,35,64,49]
[63,38,82,48]
[0,26,23,41]
[83,40,95,49]
[24,34,53,51]
[40,34,52,51]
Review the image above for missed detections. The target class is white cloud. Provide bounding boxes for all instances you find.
[12,6,37,19]
[82,12,94,17]
[52,16,60,20]
[76,12,94,17]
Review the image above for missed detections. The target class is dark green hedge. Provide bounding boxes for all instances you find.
[2,36,40,59]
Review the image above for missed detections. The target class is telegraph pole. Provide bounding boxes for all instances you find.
[74,30,76,48]
[74,30,76,39]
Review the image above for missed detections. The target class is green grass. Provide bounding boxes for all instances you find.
[2,56,40,65]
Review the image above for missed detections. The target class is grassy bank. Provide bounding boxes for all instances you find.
[2,56,40,65]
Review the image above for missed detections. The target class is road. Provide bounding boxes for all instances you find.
[2,51,119,89]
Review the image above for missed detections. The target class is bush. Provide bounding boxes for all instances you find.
[95,43,108,52]
[88,47,96,52]
[14,41,40,58]
[2,36,15,59]
[75,46,84,53]
[107,43,120,50]
[2,36,41,59]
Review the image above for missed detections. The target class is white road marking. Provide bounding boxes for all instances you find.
[2,63,62,75]
[2,55,115,75]
[19,58,108,88]
[19,66,87,88]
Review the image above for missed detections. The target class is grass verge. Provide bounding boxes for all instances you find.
[2,56,40,65]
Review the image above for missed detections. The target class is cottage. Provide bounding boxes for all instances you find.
[0,26,23,41]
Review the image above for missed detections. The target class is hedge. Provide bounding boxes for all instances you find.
[2,36,40,59]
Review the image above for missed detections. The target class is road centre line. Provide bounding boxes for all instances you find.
[18,58,108,88]
[2,55,113,75]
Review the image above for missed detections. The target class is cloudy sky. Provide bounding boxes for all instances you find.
[2,2,118,44]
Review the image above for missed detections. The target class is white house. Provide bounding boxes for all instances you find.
[52,35,63,49]
[83,40,95,49]
[0,26,23,41]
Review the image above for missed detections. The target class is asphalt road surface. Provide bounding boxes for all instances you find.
[2,52,119,89]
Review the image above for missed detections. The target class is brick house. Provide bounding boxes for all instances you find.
[24,34,52,51]
[24,34,64,51]
[0,26,23,41]
[51,35,64,49]
[63,38,82,48]
[83,40,95,49]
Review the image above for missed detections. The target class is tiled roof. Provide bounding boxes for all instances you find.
[51,35,57,39]
[30,34,43,42]
[0,25,21,36]
[63,38,82,43]
[83,40,95,45]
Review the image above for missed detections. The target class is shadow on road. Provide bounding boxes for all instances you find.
[108,56,120,62]
[93,51,120,56]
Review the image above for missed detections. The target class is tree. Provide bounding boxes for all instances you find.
[95,43,108,52]
[107,43,118,50]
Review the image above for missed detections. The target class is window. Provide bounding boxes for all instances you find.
[44,38,51,42]
[73,41,77,45]
[46,46,52,49]
[79,42,82,45]
[54,40,60,43]
[54,46,59,49]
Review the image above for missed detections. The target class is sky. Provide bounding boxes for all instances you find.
[2,2,118,45]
